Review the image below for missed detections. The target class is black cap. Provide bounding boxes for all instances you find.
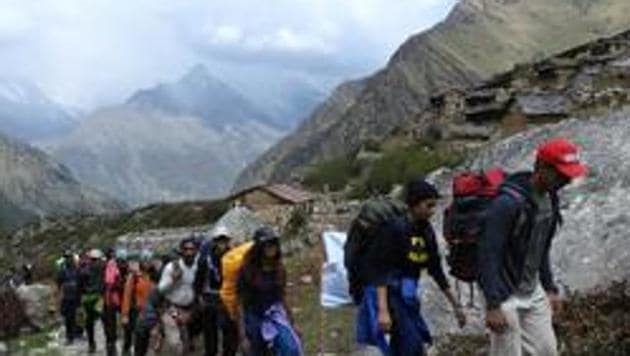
[405,178,440,207]
[253,226,279,244]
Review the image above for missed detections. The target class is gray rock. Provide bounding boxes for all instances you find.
[422,108,630,337]
[16,284,55,331]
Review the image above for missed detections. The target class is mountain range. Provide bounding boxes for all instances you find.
[39,65,287,206]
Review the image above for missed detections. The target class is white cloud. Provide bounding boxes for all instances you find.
[0,0,457,109]
[210,25,243,45]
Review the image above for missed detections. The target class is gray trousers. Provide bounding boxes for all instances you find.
[489,284,558,356]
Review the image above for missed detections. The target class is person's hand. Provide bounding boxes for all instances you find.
[486,307,508,333]
[547,292,563,316]
[239,334,251,354]
[121,316,129,325]
[454,305,467,328]
[377,309,392,333]
[171,265,183,282]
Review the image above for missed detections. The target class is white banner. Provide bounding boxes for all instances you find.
[320,230,353,308]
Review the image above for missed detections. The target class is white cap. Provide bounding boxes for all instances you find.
[210,225,231,240]
[88,248,104,259]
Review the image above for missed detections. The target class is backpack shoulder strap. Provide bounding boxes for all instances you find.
[500,187,531,236]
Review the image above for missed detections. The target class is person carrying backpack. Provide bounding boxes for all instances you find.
[134,286,167,356]
[196,226,239,356]
[356,179,466,356]
[79,248,105,354]
[158,237,200,354]
[236,226,303,356]
[121,250,156,356]
[479,138,588,356]
[56,249,81,345]
[102,248,128,356]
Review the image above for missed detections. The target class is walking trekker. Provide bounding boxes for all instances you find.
[479,138,588,356]
[121,250,156,355]
[102,248,128,356]
[56,249,81,345]
[158,237,200,354]
[79,248,105,354]
[196,226,239,356]
[356,179,466,355]
[236,226,303,356]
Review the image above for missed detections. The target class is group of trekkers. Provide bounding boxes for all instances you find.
[348,137,588,356]
[55,136,587,356]
[55,225,303,355]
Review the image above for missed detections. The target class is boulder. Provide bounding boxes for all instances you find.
[16,284,56,331]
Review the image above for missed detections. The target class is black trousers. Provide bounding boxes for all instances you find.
[123,308,138,353]
[102,305,119,355]
[83,299,100,349]
[202,301,239,356]
[134,324,152,356]
[61,300,78,343]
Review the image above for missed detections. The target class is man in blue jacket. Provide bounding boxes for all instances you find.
[479,138,588,356]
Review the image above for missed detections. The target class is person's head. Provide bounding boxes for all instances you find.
[106,247,117,261]
[63,249,74,263]
[405,178,440,222]
[253,226,281,262]
[210,226,232,257]
[179,237,198,266]
[139,249,153,272]
[534,138,588,192]
[115,248,128,264]
[87,248,104,263]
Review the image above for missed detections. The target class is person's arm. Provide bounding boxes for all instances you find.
[157,263,175,294]
[236,271,251,353]
[478,195,518,309]
[376,286,392,333]
[478,195,519,333]
[539,224,559,295]
[369,221,403,333]
[121,276,133,323]
[425,226,466,327]
[540,228,562,315]
[426,226,450,291]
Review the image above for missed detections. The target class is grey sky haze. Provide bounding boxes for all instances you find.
[0,0,457,109]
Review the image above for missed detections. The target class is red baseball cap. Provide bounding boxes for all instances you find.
[536,138,588,179]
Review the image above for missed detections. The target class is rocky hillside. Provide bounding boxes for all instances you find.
[0,134,122,232]
[40,66,283,206]
[235,0,630,191]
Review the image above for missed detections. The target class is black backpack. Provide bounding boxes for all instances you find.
[442,169,511,283]
[344,197,407,304]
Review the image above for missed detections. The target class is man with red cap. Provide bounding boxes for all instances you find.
[478,138,588,356]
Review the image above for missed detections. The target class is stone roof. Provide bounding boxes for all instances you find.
[231,184,315,205]
[516,93,569,116]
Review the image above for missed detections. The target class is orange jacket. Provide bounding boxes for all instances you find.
[121,272,155,318]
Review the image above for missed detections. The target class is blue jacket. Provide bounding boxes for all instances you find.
[478,172,561,309]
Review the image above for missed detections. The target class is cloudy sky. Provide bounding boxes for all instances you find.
[0,0,457,109]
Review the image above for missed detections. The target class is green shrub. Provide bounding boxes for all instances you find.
[303,158,360,192]
[358,145,463,197]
